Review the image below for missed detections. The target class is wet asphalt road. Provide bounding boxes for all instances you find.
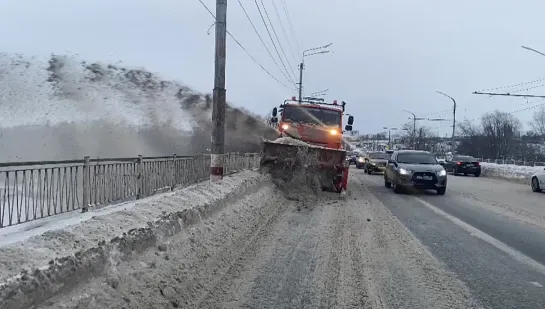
[354,168,545,309]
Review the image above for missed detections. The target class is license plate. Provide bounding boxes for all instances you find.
[465,164,473,167]
[416,175,433,180]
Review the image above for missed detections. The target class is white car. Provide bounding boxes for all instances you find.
[531,167,545,193]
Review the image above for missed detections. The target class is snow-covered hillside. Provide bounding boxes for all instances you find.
[0,53,276,162]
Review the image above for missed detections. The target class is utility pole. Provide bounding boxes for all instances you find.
[436,91,457,154]
[298,62,303,103]
[210,0,227,181]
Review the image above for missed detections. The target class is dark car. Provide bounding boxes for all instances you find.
[363,152,391,174]
[355,153,366,168]
[348,152,358,165]
[444,155,481,177]
[384,150,447,195]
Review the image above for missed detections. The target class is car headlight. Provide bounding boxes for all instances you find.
[438,169,447,176]
[281,123,289,130]
[399,168,411,175]
[370,162,376,165]
[329,128,338,135]
[357,157,364,162]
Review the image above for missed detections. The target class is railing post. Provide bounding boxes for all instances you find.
[172,153,177,189]
[137,155,143,199]
[82,156,90,213]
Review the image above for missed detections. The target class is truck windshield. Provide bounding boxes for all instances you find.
[282,105,341,126]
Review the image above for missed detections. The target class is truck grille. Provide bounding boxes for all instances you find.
[411,172,437,184]
[302,129,330,141]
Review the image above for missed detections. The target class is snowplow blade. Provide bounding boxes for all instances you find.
[260,141,345,170]
[259,140,347,192]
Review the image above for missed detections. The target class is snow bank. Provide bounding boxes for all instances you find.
[0,53,276,161]
[0,170,268,309]
[480,162,543,184]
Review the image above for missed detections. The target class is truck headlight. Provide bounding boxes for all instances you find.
[438,169,447,176]
[329,129,338,135]
[281,123,289,130]
[399,168,411,175]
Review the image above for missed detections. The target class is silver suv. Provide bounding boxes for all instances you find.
[384,150,447,195]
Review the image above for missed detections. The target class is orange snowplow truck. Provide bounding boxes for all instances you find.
[260,97,355,193]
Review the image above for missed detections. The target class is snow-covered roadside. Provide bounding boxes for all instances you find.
[0,170,268,309]
[480,162,543,184]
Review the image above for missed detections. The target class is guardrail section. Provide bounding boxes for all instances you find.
[0,153,260,228]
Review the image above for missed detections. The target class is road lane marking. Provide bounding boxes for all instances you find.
[356,174,545,275]
[356,171,545,275]
[413,196,545,276]
[530,281,543,288]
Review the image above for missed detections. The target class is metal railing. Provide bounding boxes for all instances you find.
[0,153,260,229]
[477,158,545,167]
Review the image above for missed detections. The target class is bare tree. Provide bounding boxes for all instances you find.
[530,105,545,137]
[443,111,544,161]
[456,120,487,157]
[399,122,436,150]
[480,110,522,159]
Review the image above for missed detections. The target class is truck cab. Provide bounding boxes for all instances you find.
[270,97,354,149]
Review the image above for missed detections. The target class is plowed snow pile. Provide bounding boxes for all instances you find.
[480,162,542,184]
[271,136,313,147]
[264,136,325,204]
[0,171,266,309]
[15,173,481,309]
[0,53,277,162]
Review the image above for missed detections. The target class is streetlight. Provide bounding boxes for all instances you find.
[383,127,399,149]
[402,109,450,150]
[402,109,426,150]
[383,127,409,150]
[298,43,333,103]
[436,91,457,154]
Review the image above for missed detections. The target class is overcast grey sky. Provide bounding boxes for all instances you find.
[1,0,545,136]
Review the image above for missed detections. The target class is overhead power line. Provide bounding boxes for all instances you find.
[271,0,299,64]
[429,98,545,130]
[256,0,297,83]
[197,0,294,90]
[279,0,301,53]
[477,76,545,93]
[237,0,294,87]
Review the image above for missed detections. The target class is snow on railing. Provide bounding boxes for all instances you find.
[0,153,260,228]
